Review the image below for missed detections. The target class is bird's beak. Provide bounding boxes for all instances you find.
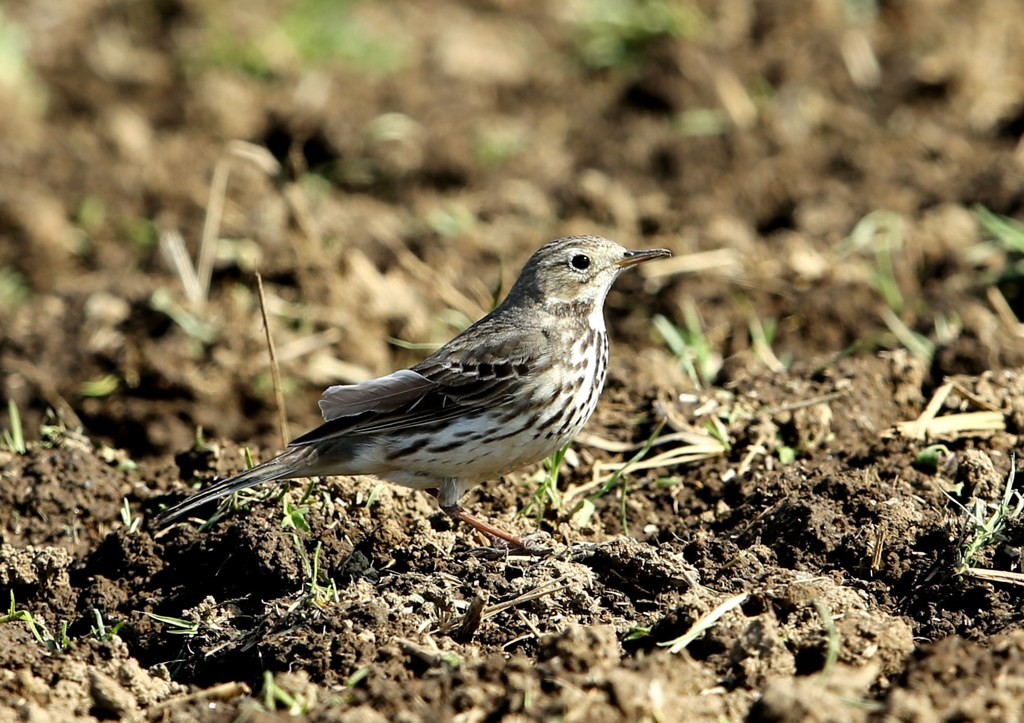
[616,248,672,268]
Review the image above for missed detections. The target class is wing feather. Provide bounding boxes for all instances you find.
[318,369,436,421]
[289,323,547,448]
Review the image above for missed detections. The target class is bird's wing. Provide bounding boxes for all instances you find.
[288,326,547,448]
[317,369,436,422]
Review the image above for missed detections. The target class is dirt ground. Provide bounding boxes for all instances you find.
[3,0,1024,720]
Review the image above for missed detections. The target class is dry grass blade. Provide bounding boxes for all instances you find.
[196,159,230,305]
[592,440,726,476]
[840,28,880,88]
[713,68,756,128]
[198,142,282,306]
[480,580,570,621]
[871,526,887,573]
[276,328,343,363]
[256,272,289,446]
[162,141,281,312]
[395,638,459,668]
[148,682,250,712]
[577,429,725,454]
[376,234,490,322]
[306,355,375,386]
[639,248,743,281]
[158,229,203,306]
[225,139,281,176]
[893,381,1005,440]
[659,592,748,654]
[566,429,727,509]
[574,432,638,453]
[591,434,726,484]
[736,429,770,477]
[514,608,543,640]
[454,592,487,642]
[964,568,1024,586]
[898,411,1005,439]
[987,286,1024,338]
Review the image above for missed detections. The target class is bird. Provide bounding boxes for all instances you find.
[155,235,671,552]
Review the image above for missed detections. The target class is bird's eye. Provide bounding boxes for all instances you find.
[570,254,591,271]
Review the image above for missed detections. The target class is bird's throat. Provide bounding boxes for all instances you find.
[546,298,598,321]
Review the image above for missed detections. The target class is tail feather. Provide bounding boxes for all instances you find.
[155,447,316,527]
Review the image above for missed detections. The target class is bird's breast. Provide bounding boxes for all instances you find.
[367,326,609,489]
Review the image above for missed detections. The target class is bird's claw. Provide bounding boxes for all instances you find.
[464,531,553,559]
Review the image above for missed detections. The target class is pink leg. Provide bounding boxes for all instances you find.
[423,490,549,555]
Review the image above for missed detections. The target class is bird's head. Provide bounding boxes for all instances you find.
[504,235,671,315]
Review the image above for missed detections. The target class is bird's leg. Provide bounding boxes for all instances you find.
[423,489,548,555]
[441,504,550,556]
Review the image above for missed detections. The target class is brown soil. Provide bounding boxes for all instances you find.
[3,1,1024,720]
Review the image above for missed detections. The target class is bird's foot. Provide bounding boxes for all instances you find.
[465,536,552,560]
[442,504,552,557]
[482,530,552,557]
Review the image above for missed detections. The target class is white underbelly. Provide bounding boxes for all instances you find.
[357,327,608,496]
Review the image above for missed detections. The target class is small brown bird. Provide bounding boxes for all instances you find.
[156,236,670,552]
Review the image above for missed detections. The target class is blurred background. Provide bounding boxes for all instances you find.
[1,0,1023,458]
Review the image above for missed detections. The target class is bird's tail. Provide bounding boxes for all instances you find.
[154,446,318,527]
